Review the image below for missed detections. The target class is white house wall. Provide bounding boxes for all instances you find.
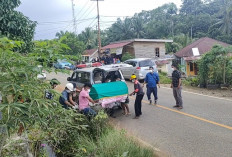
[133,42,166,58]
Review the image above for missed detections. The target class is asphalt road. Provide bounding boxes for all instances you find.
[47,72,232,157]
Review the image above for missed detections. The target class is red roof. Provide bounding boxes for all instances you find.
[102,41,132,50]
[175,37,230,57]
[155,60,170,66]
[82,49,97,56]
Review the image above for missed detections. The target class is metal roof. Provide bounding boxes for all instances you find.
[74,66,119,72]
[125,58,152,61]
[175,37,230,58]
[101,41,132,50]
[82,49,97,56]
[101,39,173,50]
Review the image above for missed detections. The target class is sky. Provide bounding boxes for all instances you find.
[17,0,182,40]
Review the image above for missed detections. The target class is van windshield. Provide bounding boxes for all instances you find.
[139,60,154,67]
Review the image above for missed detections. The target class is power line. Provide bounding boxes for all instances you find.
[74,0,90,19]
[75,2,95,21]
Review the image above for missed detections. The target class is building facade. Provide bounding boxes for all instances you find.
[102,39,173,59]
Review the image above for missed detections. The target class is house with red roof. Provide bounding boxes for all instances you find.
[175,37,230,77]
[82,49,98,62]
[101,39,173,60]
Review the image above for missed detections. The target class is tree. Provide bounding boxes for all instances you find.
[106,18,134,43]
[0,0,37,52]
[78,27,96,49]
[56,31,86,55]
[131,17,145,38]
[214,0,232,35]
[180,0,203,15]
[55,30,67,39]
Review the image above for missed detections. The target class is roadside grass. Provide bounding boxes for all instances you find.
[77,127,156,157]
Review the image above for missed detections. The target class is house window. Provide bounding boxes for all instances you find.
[189,62,194,72]
[155,48,160,57]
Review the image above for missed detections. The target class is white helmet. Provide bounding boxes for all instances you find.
[66,83,74,91]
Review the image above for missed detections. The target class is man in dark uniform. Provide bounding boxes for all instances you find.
[130,74,144,119]
[171,63,183,109]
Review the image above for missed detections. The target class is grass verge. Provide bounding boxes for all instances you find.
[77,127,156,157]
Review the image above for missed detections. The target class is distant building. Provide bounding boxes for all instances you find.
[82,49,98,62]
[101,39,173,60]
[175,37,230,77]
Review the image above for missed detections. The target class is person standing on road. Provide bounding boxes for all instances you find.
[130,74,144,119]
[143,66,160,105]
[171,63,183,109]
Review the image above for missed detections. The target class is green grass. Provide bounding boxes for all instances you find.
[159,72,172,84]
[76,127,156,157]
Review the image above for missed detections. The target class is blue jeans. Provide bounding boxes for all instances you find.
[82,108,97,117]
[147,86,158,101]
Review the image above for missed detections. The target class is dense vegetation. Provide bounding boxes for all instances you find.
[0,1,155,156]
[77,0,232,54]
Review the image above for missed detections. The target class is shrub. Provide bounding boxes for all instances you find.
[182,77,199,87]
[121,52,134,62]
[159,72,172,84]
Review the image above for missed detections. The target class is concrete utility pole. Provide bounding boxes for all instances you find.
[91,0,103,58]
[71,0,77,34]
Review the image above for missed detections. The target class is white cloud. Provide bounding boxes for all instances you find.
[17,0,182,40]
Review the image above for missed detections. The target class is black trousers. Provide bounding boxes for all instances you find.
[134,94,144,116]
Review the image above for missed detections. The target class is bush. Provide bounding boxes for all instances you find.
[121,52,134,62]
[159,72,172,84]
[182,77,199,87]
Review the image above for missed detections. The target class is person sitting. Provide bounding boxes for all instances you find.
[59,83,75,109]
[79,83,96,117]
[69,83,81,109]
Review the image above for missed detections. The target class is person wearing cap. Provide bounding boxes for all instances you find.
[143,66,160,105]
[59,83,75,109]
[171,63,183,109]
[79,83,96,117]
[45,78,60,100]
[130,74,144,119]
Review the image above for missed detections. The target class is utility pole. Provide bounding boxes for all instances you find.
[91,0,103,58]
[71,0,77,34]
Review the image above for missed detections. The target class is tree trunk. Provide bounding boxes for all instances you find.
[223,60,226,84]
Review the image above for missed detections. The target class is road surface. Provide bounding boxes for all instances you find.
[47,72,232,157]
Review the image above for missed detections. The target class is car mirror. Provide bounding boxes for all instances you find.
[67,77,71,81]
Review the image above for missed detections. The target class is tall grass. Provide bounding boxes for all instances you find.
[76,127,156,157]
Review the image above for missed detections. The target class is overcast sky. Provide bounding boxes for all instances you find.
[17,0,182,40]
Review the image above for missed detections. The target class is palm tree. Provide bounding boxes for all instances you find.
[132,17,145,38]
[55,30,66,39]
[79,27,96,49]
[214,0,232,35]
[107,18,133,41]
